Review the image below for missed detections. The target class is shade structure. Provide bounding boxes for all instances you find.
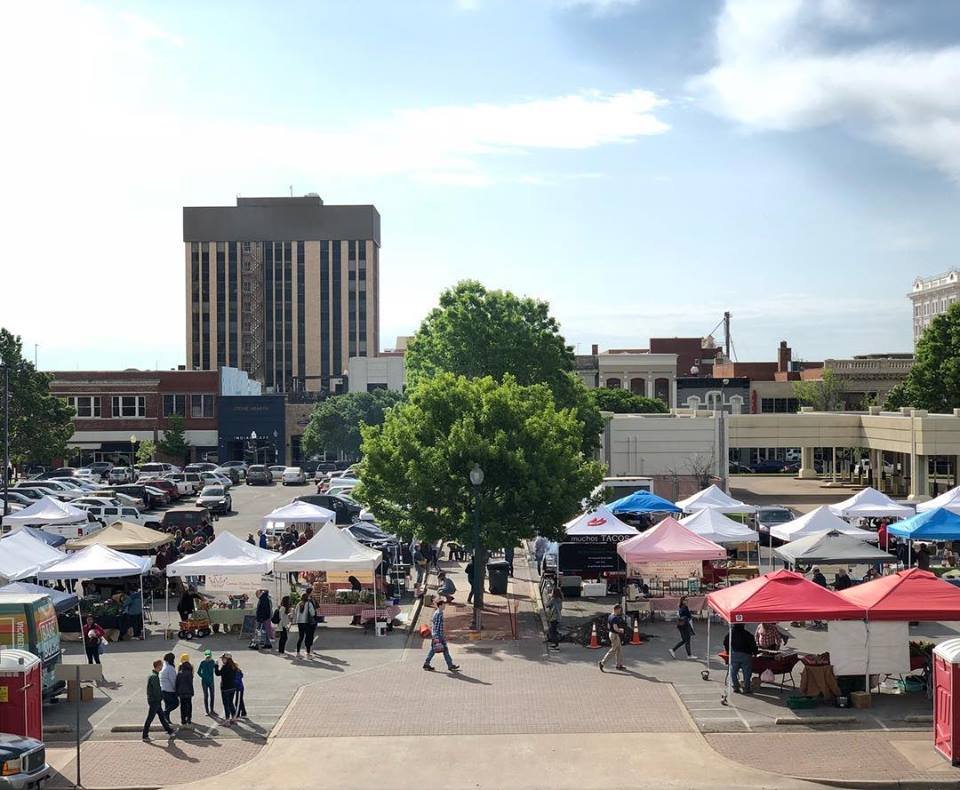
[706,569,865,623]
[0,581,78,613]
[838,568,960,621]
[260,500,334,531]
[887,507,960,541]
[609,490,680,514]
[0,530,66,583]
[679,508,760,545]
[166,532,281,577]
[774,530,895,566]
[918,486,960,515]
[828,487,914,519]
[66,521,173,552]
[273,522,382,572]
[37,544,153,580]
[1,495,88,527]
[675,484,756,514]
[770,506,878,543]
[10,527,66,548]
[564,505,639,538]
[617,517,727,563]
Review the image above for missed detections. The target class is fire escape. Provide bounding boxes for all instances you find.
[240,241,265,384]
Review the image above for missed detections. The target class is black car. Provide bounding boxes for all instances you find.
[111,484,166,509]
[295,493,361,525]
[246,465,273,485]
[750,459,788,474]
[0,733,51,789]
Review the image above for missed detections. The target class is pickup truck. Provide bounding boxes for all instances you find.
[75,503,161,529]
[0,733,51,789]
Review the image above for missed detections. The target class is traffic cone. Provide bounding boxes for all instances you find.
[587,622,601,649]
[629,615,643,645]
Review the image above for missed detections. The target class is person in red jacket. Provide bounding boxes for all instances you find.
[83,615,106,665]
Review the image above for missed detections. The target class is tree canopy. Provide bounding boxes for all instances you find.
[301,389,403,461]
[404,280,601,451]
[590,387,668,414]
[885,302,960,412]
[0,328,75,465]
[355,373,603,550]
[136,439,156,466]
[157,415,190,463]
[793,369,846,411]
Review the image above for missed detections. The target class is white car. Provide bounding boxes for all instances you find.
[75,468,100,482]
[15,480,83,500]
[199,471,232,490]
[49,477,98,492]
[269,465,286,482]
[108,467,135,484]
[76,503,160,528]
[281,467,307,485]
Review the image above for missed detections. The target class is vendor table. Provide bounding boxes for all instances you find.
[718,650,800,691]
[361,605,400,623]
[208,608,255,627]
[316,603,365,617]
[581,582,608,597]
[646,596,706,615]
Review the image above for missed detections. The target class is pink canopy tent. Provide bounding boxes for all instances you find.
[616,517,727,564]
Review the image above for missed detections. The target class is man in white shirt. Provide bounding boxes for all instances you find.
[159,652,180,720]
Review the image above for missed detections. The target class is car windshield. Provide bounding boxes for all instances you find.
[759,509,793,524]
[201,486,224,496]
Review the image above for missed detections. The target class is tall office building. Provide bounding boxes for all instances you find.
[183,195,380,392]
[910,270,960,343]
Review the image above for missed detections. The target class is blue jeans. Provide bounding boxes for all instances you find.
[425,640,455,669]
[221,688,236,720]
[202,682,216,714]
[730,651,753,693]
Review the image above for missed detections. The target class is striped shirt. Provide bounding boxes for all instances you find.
[431,607,446,643]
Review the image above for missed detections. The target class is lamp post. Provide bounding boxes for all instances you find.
[129,434,138,466]
[2,366,9,518]
[469,463,484,630]
[719,377,729,493]
[249,430,258,465]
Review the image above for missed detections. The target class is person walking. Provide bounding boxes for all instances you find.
[255,589,273,649]
[599,604,626,672]
[504,545,515,577]
[545,587,563,650]
[82,615,105,665]
[234,663,247,718]
[275,595,294,654]
[197,649,217,716]
[159,652,180,719]
[465,557,476,604]
[723,623,758,695]
[422,599,459,672]
[215,653,239,725]
[413,544,427,587]
[669,596,697,660]
[176,654,195,726]
[295,593,317,657]
[142,659,174,741]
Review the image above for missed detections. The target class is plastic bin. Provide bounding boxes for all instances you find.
[487,560,510,595]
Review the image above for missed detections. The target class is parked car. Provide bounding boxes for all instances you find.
[163,472,203,495]
[295,493,360,525]
[75,503,161,528]
[137,462,168,478]
[755,505,797,543]
[43,467,78,479]
[48,478,98,493]
[74,467,100,483]
[214,466,241,485]
[0,732,52,789]
[324,479,359,498]
[729,462,753,474]
[138,478,182,502]
[345,521,398,548]
[185,462,218,473]
[196,485,231,514]
[311,461,340,482]
[199,471,232,490]
[160,507,212,532]
[110,484,167,509]
[88,460,114,477]
[269,465,286,481]
[1,490,37,507]
[749,459,789,474]
[245,465,272,485]
[15,480,83,500]
[108,466,135,484]
[219,461,248,480]
[74,496,124,508]
[89,489,143,508]
[282,467,307,486]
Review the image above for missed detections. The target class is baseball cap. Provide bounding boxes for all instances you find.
[180,653,190,664]
[204,649,212,657]
[221,652,232,659]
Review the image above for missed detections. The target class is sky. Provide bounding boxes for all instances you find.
[3,0,960,371]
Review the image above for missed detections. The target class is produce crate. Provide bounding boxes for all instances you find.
[785,695,819,709]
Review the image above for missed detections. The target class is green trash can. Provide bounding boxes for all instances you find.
[487,560,510,595]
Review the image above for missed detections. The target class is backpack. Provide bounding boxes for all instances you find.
[271,607,281,625]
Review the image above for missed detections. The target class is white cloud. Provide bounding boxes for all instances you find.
[693,0,960,179]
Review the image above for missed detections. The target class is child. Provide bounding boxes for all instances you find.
[197,649,216,716]
[235,662,247,718]
[175,654,195,726]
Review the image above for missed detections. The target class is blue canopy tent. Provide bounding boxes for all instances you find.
[609,490,681,514]
[888,507,960,565]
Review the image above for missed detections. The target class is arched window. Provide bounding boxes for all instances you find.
[654,377,670,404]
[605,377,622,389]
[629,378,646,396]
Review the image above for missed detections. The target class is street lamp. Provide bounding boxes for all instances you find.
[129,434,138,466]
[469,463,484,630]
[2,366,9,518]
[249,431,258,464]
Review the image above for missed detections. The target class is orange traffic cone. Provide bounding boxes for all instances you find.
[587,622,602,649]
[629,615,643,645]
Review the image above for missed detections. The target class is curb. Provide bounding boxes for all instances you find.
[774,716,857,726]
[801,779,960,789]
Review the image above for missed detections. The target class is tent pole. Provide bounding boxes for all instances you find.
[164,578,169,640]
[908,539,912,569]
[138,574,145,639]
[706,614,711,675]
[864,618,871,695]
[725,621,733,703]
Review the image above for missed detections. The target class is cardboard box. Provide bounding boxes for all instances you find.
[751,676,763,692]
[850,691,872,709]
[67,685,94,703]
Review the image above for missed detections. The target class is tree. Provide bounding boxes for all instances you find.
[301,389,403,461]
[355,374,604,599]
[884,302,960,412]
[793,369,846,411]
[0,328,75,466]
[157,415,190,463]
[136,439,156,465]
[590,387,668,414]
[405,280,601,451]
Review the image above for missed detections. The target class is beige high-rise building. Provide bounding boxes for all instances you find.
[183,195,380,393]
[910,270,960,343]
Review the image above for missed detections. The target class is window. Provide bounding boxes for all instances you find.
[112,396,145,417]
[761,397,800,413]
[191,394,215,418]
[163,394,186,416]
[66,396,101,418]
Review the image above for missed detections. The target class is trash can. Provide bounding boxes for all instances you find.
[487,560,510,595]
[934,638,960,765]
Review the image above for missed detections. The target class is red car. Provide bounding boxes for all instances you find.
[138,478,181,501]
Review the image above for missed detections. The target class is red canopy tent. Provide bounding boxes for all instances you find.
[838,568,960,621]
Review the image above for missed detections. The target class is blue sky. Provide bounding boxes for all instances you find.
[3,0,960,371]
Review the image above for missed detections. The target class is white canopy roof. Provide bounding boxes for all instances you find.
[564,505,639,537]
[679,508,760,545]
[828,487,915,519]
[1,495,88,527]
[917,486,960,515]
[166,532,281,577]
[37,544,153,580]
[771,505,878,542]
[0,530,65,583]
[260,500,334,530]
[273,522,382,572]
[675,485,757,514]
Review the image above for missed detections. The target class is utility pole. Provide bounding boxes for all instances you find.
[723,311,731,360]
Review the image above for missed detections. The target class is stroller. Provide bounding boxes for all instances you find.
[248,620,270,650]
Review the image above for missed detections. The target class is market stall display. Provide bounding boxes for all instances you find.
[675,485,756,515]
[0,530,65,583]
[828,487,915,520]
[66,520,173,552]
[774,530,894,568]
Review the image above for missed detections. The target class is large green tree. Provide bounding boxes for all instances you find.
[885,302,960,412]
[301,389,403,461]
[157,415,190,463]
[590,387,668,414]
[793,369,847,411]
[405,280,602,451]
[355,373,604,603]
[0,328,75,466]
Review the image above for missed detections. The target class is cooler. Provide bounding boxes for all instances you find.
[933,638,960,765]
[0,649,43,740]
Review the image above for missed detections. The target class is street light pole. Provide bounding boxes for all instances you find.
[2,366,9,518]
[469,463,484,631]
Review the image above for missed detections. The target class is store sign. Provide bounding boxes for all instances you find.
[205,575,268,596]
[631,560,701,579]
[566,534,632,544]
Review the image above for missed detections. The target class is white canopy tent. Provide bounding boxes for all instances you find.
[0,530,65,583]
[1,496,88,527]
[563,505,639,538]
[679,508,760,567]
[828,487,915,520]
[675,485,757,515]
[767,505,878,570]
[917,486,960,515]
[166,532,281,577]
[260,501,334,531]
